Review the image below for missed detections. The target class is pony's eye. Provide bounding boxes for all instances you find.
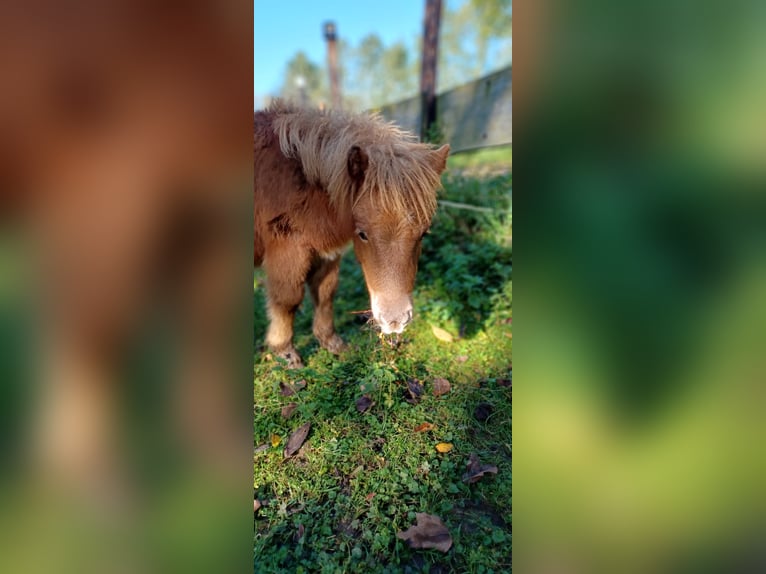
[357,230,369,242]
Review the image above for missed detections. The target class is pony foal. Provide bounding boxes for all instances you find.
[254,101,449,367]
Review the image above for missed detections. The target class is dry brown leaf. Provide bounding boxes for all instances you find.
[356,394,373,413]
[281,402,297,419]
[405,379,424,404]
[462,453,499,484]
[414,422,435,433]
[280,380,307,396]
[283,422,311,458]
[278,382,294,396]
[435,442,453,453]
[432,377,451,397]
[396,513,453,553]
[431,325,454,343]
[254,499,262,512]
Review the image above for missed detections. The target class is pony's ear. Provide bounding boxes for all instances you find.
[347,145,369,182]
[429,144,450,173]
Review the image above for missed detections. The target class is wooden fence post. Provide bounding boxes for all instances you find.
[420,0,443,141]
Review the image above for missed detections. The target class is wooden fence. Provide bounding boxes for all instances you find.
[376,66,512,153]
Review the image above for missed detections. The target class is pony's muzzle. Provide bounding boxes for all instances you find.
[371,295,413,335]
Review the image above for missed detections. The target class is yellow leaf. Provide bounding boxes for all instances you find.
[431,325,454,343]
[271,434,281,447]
[435,442,453,453]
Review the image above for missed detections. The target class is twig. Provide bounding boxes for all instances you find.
[438,200,495,213]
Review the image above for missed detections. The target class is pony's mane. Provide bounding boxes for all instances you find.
[268,100,441,225]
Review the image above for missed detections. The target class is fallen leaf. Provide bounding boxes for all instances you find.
[365,492,376,502]
[432,377,451,397]
[283,422,311,458]
[473,402,494,422]
[462,453,499,484]
[456,355,469,363]
[396,513,453,553]
[435,442,453,453]
[414,422,435,433]
[405,379,424,404]
[254,499,262,512]
[279,382,294,396]
[431,325,454,343]
[280,380,307,396]
[271,434,281,447]
[356,395,373,413]
[281,402,297,419]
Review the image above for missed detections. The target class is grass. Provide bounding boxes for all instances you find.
[446,146,512,175]
[254,169,512,573]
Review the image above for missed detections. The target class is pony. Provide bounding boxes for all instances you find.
[254,100,450,368]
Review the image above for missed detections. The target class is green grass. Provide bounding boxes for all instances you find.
[446,146,512,174]
[254,171,512,573]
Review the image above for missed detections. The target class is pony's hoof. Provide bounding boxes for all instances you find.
[320,334,347,355]
[276,348,304,369]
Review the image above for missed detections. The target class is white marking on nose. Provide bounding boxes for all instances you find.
[371,293,413,334]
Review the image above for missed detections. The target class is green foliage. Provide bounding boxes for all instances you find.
[346,35,418,110]
[438,0,512,91]
[279,51,327,105]
[423,121,446,146]
[447,145,513,172]
[419,173,512,335]
[254,172,512,572]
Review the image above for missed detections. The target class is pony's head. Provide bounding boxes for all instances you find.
[347,142,450,334]
[271,101,450,334]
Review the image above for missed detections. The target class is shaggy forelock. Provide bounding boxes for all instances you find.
[269,100,441,226]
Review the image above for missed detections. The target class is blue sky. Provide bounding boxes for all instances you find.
[254,0,439,106]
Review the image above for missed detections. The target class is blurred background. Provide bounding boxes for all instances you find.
[517,0,766,572]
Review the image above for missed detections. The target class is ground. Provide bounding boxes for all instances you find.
[254,149,512,573]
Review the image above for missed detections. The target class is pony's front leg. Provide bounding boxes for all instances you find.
[264,247,309,368]
[308,255,347,354]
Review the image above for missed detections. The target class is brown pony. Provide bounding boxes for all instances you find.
[254,101,450,368]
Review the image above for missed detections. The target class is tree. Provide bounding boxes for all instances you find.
[279,51,327,106]
[438,0,512,91]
